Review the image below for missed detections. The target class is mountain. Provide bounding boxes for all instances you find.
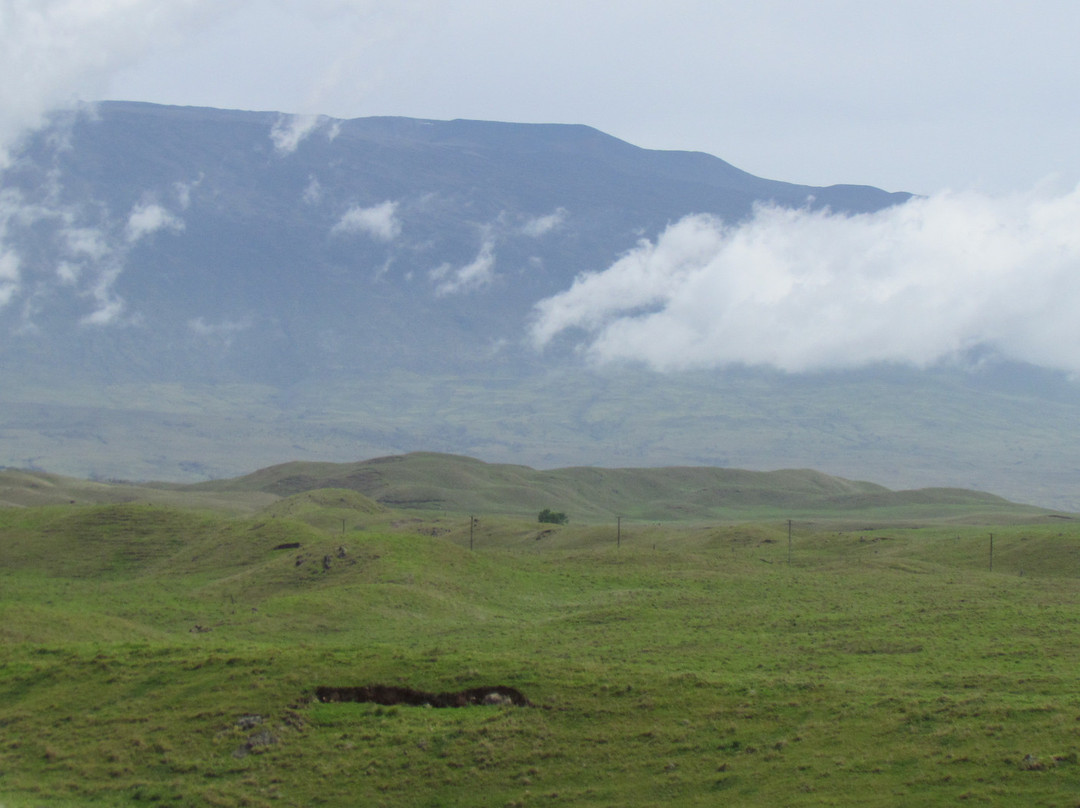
[0,102,907,383]
[1,101,1078,509]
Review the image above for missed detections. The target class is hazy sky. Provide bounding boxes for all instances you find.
[5,0,1080,195]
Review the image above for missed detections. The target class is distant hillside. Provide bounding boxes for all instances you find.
[0,468,276,514]
[2,455,1057,523]
[194,452,1052,523]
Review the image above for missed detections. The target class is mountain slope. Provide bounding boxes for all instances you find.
[2,102,1079,510]
[0,102,908,385]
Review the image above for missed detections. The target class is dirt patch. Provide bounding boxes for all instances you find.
[315,684,532,708]
[417,527,451,537]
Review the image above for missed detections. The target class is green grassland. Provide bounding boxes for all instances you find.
[1,463,1080,805]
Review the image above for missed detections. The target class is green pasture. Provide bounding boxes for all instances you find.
[2,499,1080,806]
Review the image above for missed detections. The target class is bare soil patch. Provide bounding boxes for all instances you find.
[315,684,532,708]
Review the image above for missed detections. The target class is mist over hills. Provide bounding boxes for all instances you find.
[1,101,1078,509]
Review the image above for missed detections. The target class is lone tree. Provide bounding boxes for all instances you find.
[538,508,568,525]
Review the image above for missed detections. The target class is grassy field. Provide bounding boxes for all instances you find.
[2,487,1080,805]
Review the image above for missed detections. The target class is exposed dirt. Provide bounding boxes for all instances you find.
[314,684,532,708]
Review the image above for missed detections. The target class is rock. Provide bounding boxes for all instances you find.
[235,714,263,731]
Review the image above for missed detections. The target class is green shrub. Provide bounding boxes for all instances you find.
[538,508,568,525]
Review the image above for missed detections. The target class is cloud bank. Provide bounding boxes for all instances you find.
[531,188,1080,375]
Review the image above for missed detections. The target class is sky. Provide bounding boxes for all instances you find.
[3,0,1080,195]
[4,0,1080,376]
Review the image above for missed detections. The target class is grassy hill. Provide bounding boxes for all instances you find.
[2,493,1080,805]
[0,468,277,514]
[192,451,1057,523]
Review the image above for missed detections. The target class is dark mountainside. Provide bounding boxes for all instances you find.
[0,102,906,383]
[1,101,1078,509]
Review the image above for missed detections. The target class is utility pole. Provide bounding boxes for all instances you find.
[470,516,476,551]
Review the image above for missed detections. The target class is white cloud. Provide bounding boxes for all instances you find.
[0,248,18,307]
[302,176,323,205]
[270,113,336,155]
[431,239,496,295]
[0,0,240,168]
[81,294,124,326]
[63,226,110,260]
[0,173,186,324]
[188,315,249,335]
[331,200,401,241]
[80,262,126,325]
[531,188,1080,375]
[520,207,567,237]
[126,201,184,243]
[173,174,203,209]
[0,187,22,305]
[55,260,79,285]
[188,316,251,347]
[0,1,233,324]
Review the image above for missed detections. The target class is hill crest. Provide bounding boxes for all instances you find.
[192,452,1039,523]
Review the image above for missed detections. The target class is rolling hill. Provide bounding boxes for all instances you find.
[2,466,1079,805]
[0,453,1059,524]
[192,452,1056,523]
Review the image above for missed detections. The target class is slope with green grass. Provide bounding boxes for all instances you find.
[0,468,277,514]
[3,495,1080,805]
